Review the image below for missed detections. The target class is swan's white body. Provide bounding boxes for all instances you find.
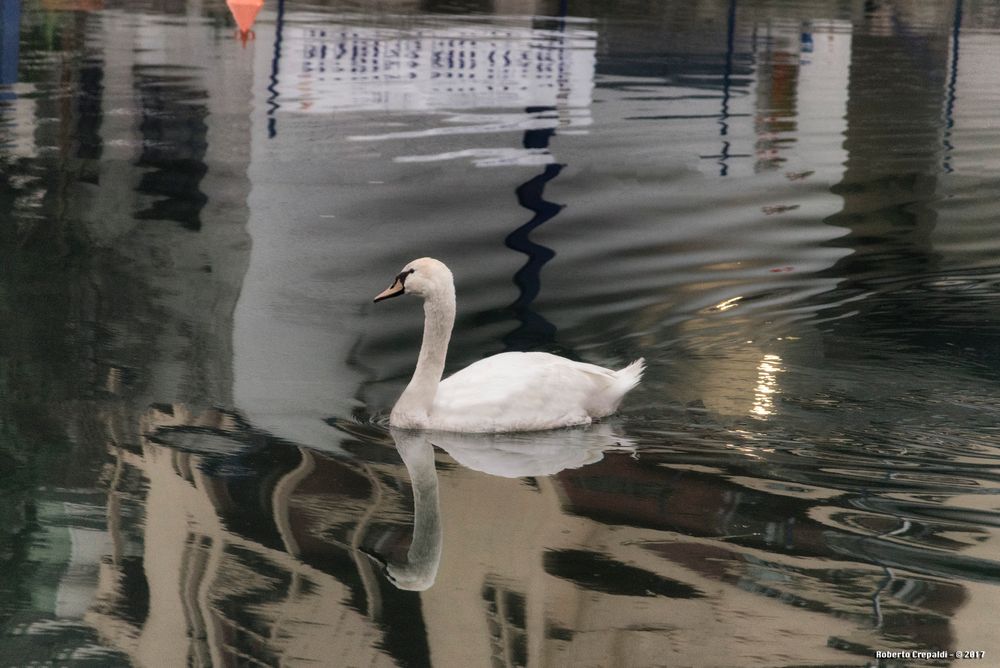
[374,258,644,433]
[409,353,645,432]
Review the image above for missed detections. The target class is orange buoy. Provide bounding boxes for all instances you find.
[226,0,263,47]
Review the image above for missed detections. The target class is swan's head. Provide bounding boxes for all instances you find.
[374,257,453,303]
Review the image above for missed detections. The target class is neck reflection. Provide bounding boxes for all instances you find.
[373,430,443,592]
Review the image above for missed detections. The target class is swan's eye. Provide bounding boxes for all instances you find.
[396,268,416,286]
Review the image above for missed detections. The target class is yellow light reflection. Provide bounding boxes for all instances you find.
[713,296,742,312]
[751,353,783,418]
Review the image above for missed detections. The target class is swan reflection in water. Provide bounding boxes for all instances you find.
[362,429,442,591]
[364,425,633,591]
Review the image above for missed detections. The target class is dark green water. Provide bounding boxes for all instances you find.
[2,0,1000,665]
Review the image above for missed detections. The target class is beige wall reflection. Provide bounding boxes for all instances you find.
[84,406,894,667]
[90,406,400,666]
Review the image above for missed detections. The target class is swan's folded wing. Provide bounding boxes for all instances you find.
[433,352,613,431]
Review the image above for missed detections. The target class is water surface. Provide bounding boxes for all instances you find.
[2,0,1000,665]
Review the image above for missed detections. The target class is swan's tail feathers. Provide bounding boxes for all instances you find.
[586,358,645,418]
[614,357,645,397]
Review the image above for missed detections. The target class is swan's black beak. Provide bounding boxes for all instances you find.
[374,268,415,303]
[374,278,405,303]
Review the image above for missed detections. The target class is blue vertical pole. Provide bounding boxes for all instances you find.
[1,0,22,86]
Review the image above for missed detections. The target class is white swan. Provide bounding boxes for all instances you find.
[374,257,644,432]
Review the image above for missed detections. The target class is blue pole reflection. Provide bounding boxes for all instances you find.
[503,112,563,350]
[267,0,285,138]
[499,4,571,352]
[943,0,963,173]
[717,0,737,176]
[1,0,20,90]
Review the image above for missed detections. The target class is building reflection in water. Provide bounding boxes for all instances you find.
[86,408,631,665]
[92,407,405,667]
[4,0,1000,665]
[80,397,992,666]
[0,1,251,663]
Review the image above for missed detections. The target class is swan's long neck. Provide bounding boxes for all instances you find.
[395,285,455,417]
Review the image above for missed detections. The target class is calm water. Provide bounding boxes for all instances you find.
[2,0,1000,665]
